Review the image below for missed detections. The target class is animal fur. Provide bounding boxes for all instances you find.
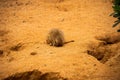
[46,28,74,47]
[46,28,64,47]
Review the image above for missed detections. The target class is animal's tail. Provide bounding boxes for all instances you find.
[64,40,74,44]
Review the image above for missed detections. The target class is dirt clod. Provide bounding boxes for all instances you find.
[7,57,14,62]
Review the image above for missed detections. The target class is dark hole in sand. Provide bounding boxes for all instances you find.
[87,33,120,63]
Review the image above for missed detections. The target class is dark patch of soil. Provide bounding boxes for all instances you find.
[0,50,4,56]
[39,72,67,80]
[10,43,23,51]
[0,30,9,36]
[2,70,67,80]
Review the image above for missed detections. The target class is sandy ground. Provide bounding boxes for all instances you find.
[0,0,120,80]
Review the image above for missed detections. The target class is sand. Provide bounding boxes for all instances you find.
[0,0,120,80]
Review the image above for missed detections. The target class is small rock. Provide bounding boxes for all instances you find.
[22,20,26,23]
[0,50,3,54]
[93,64,96,66]
[109,64,113,67]
[44,64,47,67]
[30,52,37,55]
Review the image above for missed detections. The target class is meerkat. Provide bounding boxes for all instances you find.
[46,28,74,47]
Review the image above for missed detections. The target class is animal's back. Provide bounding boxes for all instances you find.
[46,28,65,47]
